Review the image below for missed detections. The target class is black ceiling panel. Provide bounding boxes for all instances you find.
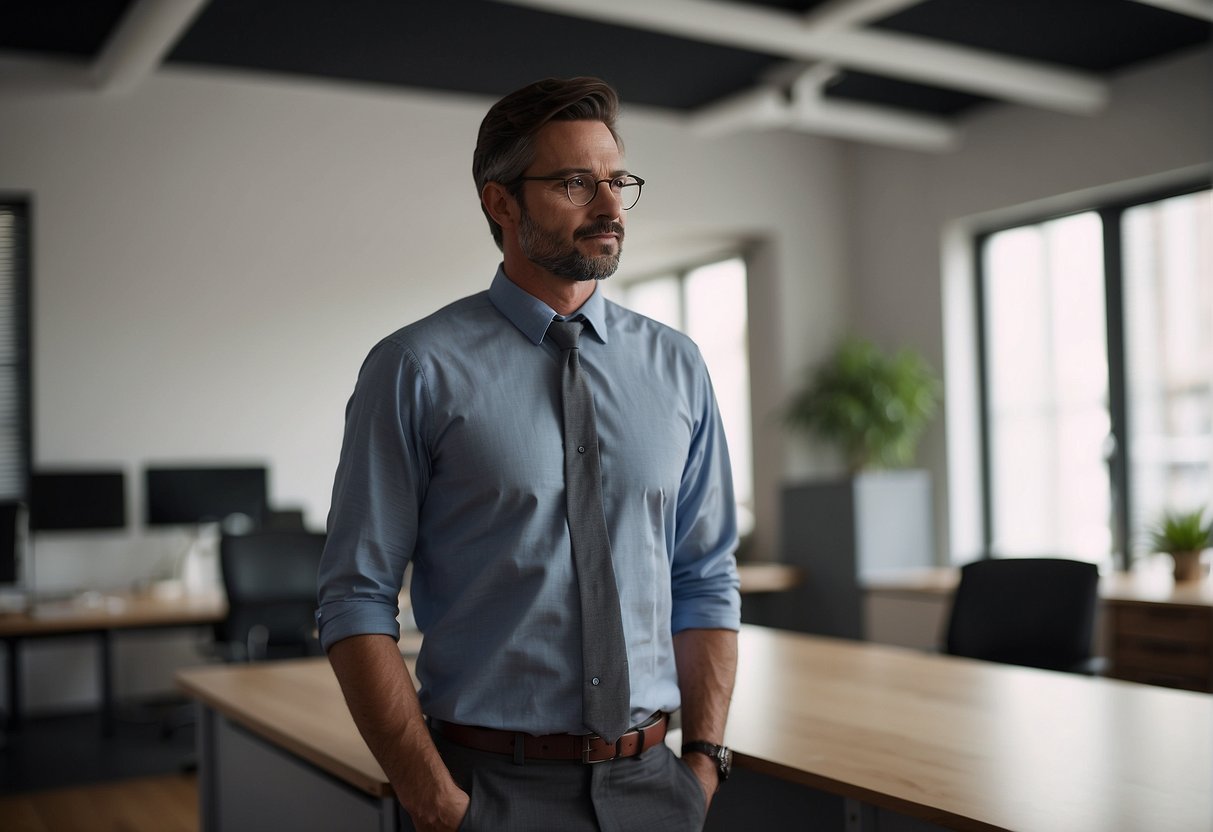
[824,70,990,117]
[0,0,134,59]
[870,0,1212,72]
[166,0,786,110]
[0,0,1208,119]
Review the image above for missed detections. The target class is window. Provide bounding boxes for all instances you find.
[1123,191,1213,552]
[0,199,30,503]
[977,185,1212,568]
[608,257,754,538]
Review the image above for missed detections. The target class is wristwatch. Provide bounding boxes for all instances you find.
[681,740,732,783]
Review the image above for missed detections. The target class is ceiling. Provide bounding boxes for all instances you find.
[1,0,1209,151]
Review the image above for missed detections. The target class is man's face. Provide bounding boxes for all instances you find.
[514,120,627,283]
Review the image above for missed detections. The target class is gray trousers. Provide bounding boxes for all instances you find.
[398,728,708,831]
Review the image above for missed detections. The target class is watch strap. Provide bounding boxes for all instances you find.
[681,740,731,782]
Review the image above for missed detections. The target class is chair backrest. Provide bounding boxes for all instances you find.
[943,558,1099,673]
[218,529,327,661]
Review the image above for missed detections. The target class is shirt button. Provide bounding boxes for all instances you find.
[591,677,601,686]
[577,446,586,454]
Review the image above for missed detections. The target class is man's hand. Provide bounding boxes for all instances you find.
[409,786,470,832]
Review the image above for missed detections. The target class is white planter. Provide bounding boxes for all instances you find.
[744,470,935,639]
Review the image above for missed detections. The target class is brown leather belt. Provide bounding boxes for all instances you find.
[431,712,668,763]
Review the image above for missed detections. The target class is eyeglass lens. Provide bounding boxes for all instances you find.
[566,176,643,210]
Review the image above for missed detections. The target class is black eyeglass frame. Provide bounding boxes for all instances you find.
[511,174,645,209]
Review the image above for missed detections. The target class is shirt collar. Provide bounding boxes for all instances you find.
[488,264,609,346]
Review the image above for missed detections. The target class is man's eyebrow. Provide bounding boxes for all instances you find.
[544,167,630,178]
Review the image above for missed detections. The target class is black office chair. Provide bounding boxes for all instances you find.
[943,557,1101,675]
[216,529,327,662]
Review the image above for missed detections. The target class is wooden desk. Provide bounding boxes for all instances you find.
[864,561,1213,692]
[0,590,226,732]
[736,561,804,594]
[178,625,1211,832]
[1099,568,1213,691]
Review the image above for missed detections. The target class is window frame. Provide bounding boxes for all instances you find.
[974,179,1211,570]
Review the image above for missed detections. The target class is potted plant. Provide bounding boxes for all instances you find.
[784,337,941,472]
[758,338,942,639]
[1147,508,1212,582]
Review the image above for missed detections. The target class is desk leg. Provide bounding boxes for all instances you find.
[846,798,876,831]
[100,631,115,736]
[381,797,401,832]
[196,705,217,832]
[3,637,18,731]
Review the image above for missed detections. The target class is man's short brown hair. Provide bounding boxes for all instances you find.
[473,77,622,251]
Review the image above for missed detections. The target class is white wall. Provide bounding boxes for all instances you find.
[845,47,1213,566]
[0,67,850,709]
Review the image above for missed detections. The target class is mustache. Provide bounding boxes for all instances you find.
[575,221,625,241]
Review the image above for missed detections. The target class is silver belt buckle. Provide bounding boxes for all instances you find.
[582,734,617,764]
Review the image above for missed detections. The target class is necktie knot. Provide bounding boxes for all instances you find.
[547,319,583,352]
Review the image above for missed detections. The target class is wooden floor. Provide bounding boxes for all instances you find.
[0,773,198,832]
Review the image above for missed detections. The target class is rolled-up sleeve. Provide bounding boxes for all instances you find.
[669,365,741,634]
[316,337,430,651]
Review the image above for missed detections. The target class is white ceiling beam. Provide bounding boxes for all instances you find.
[91,0,210,94]
[690,65,960,152]
[788,95,959,151]
[787,62,959,150]
[492,0,1107,114]
[801,0,920,31]
[0,54,93,96]
[689,87,793,135]
[1127,0,1213,21]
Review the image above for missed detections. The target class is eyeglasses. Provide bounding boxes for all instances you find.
[512,173,645,210]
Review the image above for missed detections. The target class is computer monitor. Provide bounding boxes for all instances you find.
[144,465,269,527]
[0,501,21,585]
[29,470,127,531]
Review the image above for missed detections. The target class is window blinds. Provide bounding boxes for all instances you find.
[0,204,29,501]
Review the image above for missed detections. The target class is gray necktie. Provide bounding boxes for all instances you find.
[546,319,631,743]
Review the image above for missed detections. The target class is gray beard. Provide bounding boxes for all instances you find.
[518,210,621,282]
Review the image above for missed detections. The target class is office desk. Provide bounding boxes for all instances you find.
[735,561,804,594]
[178,625,1211,832]
[0,590,226,732]
[865,562,1213,692]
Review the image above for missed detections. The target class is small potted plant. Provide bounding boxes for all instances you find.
[784,337,941,472]
[1147,508,1212,582]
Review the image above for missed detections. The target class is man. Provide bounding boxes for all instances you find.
[317,77,740,832]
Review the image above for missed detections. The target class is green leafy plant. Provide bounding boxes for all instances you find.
[1147,508,1213,554]
[785,338,941,473]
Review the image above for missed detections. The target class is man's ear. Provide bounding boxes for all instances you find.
[481,182,518,232]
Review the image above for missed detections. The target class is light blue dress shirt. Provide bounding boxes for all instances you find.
[317,266,741,734]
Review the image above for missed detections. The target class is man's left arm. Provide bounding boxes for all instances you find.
[673,627,738,807]
[669,352,742,809]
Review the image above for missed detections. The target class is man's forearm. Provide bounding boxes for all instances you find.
[673,627,738,806]
[673,627,738,743]
[327,634,467,831]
